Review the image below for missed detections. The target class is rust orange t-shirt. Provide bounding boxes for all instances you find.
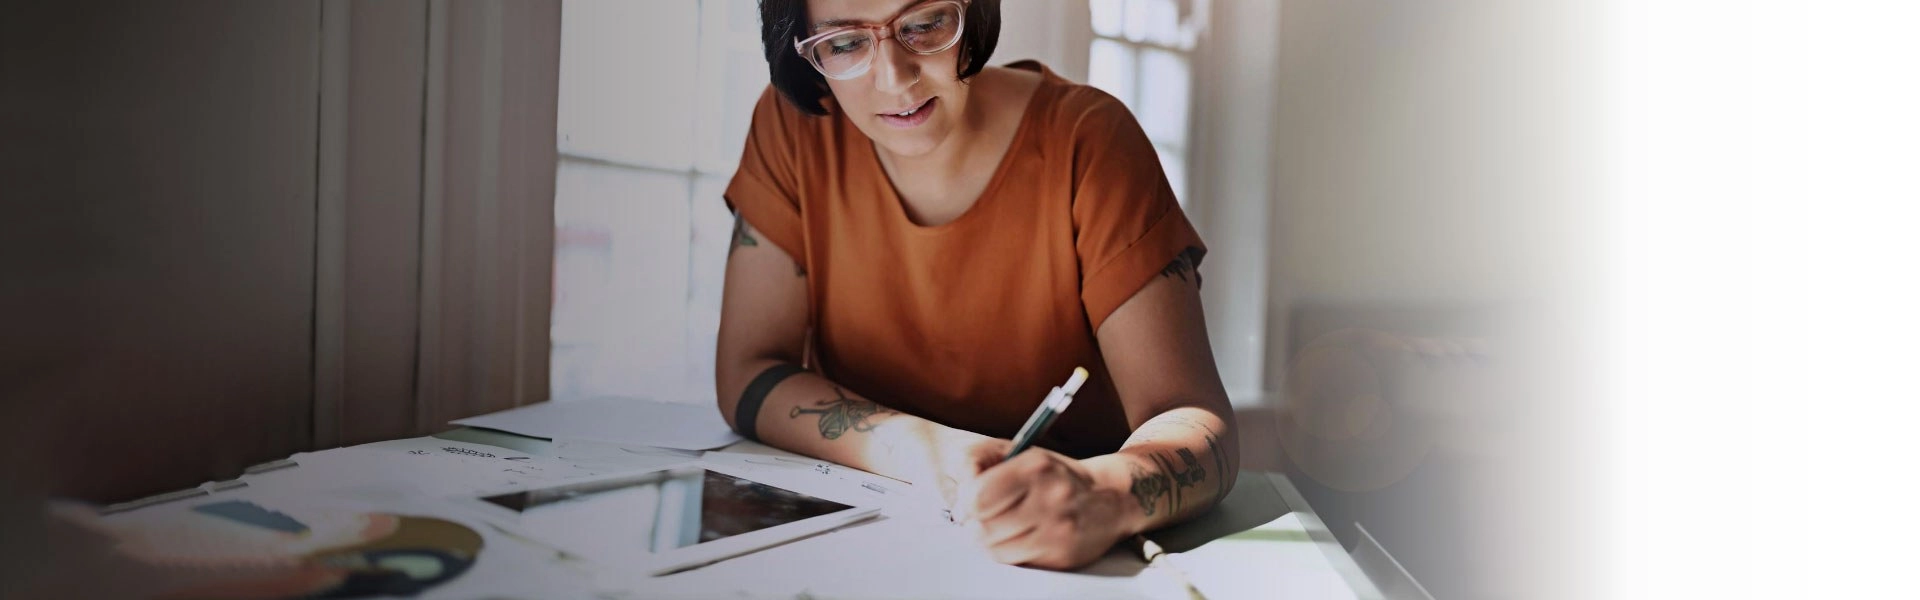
[723,61,1206,458]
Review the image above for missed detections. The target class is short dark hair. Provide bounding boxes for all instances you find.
[760,0,1001,116]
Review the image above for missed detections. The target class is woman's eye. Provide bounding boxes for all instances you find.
[829,37,867,54]
[901,16,945,34]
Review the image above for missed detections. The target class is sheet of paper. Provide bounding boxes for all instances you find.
[549,438,702,472]
[617,508,1186,600]
[239,437,690,499]
[450,397,741,451]
[1162,512,1367,600]
[611,439,1180,598]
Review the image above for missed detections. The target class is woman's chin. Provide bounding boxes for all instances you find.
[870,126,949,160]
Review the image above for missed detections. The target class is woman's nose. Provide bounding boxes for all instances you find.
[870,39,920,94]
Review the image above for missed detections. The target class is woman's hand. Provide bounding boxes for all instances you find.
[918,427,1012,508]
[951,448,1138,570]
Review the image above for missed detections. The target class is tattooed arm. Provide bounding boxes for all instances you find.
[956,248,1237,568]
[1098,247,1238,526]
[715,215,1007,494]
[1102,247,1237,523]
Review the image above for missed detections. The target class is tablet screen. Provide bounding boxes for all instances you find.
[479,467,852,554]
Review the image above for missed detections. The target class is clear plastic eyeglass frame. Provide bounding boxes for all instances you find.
[792,0,968,81]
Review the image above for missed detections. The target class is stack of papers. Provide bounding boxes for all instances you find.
[240,437,691,498]
[450,397,741,451]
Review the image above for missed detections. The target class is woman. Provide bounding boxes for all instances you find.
[716,0,1237,570]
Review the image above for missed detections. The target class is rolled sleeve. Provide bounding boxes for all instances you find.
[722,85,807,260]
[1080,206,1207,332]
[1069,93,1208,332]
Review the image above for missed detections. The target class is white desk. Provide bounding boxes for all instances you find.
[431,429,1385,599]
[103,429,1385,599]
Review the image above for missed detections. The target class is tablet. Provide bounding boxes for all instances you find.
[456,461,880,575]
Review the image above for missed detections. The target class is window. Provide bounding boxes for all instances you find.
[1085,0,1208,204]
[551,0,767,405]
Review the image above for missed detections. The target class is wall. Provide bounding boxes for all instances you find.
[0,0,561,503]
[992,0,1091,80]
[1256,2,1593,598]
[1190,0,1283,405]
[1265,0,1586,370]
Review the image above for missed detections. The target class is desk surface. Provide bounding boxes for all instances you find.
[434,428,1385,599]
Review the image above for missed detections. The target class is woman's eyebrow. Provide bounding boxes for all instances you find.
[812,0,920,30]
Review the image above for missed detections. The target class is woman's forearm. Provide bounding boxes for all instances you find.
[1084,405,1239,535]
[717,358,970,486]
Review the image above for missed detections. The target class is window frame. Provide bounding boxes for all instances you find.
[1085,0,1209,205]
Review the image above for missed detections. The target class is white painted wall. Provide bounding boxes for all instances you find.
[991,0,1091,80]
[1190,0,1282,406]
[1262,0,1588,384]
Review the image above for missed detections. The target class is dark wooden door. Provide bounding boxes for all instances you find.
[2,1,322,502]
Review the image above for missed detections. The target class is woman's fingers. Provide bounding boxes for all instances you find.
[958,451,1048,522]
[972,516,1036,547]
[983,525,1049,566]
[984,523,1102,570]
[965,438,1012,472]
[955,449,1122,570]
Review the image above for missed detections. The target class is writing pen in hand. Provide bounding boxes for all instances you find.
[1003,367,1090,461]
[943,367,1090,525]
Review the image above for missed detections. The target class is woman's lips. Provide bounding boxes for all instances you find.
[878,97,936,129]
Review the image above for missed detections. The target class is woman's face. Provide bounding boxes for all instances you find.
[806,0,970,158]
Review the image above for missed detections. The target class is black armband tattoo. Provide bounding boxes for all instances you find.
[735,363,805,442]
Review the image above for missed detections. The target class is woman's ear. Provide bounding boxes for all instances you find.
[956,51,977,83]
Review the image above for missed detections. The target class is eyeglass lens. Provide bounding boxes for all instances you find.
[808,3,962,78]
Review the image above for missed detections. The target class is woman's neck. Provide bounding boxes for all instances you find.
[868,66,1042,227]
[874,72,1002,182]
[876,67,1040,188]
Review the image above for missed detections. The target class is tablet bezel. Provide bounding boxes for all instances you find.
[451,459,881,575]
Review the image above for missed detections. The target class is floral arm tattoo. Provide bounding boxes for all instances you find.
[788,386,896,440]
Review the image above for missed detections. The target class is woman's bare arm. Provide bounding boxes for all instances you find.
[713,217,1004,492]
[955,250,1238,568]
[1086,248,1240,529]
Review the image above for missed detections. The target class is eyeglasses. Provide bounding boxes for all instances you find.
[793,0,967,81]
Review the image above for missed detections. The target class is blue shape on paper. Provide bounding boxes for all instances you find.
[192,500,309,534]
